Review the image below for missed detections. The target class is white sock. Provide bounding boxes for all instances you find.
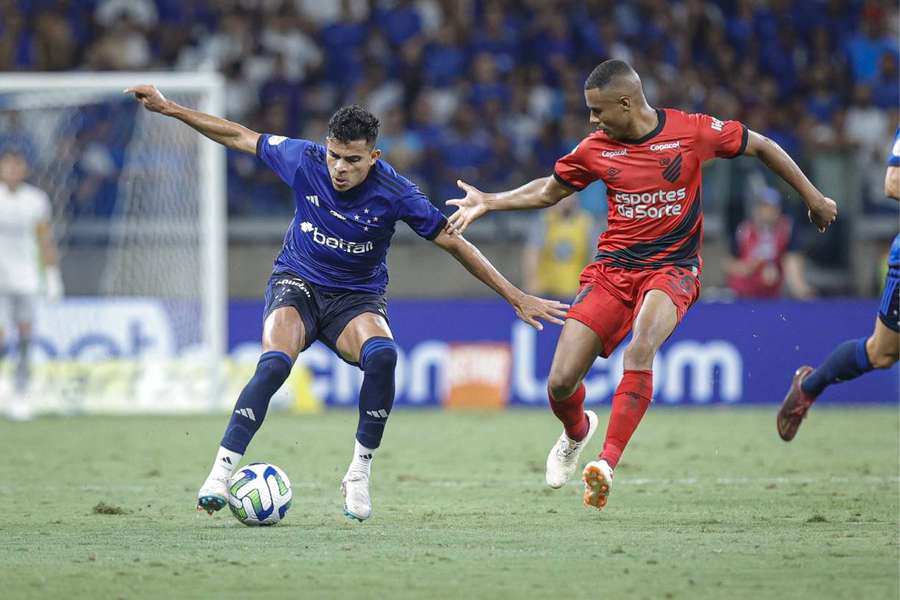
[209,446,242,480]
[348,440,375,477]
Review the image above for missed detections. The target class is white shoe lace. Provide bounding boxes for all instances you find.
[555,435,581,460]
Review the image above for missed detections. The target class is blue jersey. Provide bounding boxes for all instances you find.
[889,129,900,268]
[257,134,446,294]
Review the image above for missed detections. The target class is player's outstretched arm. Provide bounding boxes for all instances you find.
[125,85,260,154]
[431,229,569,330]
[445,176,572,235]
[744,130,837,232]
[885,165,899,200]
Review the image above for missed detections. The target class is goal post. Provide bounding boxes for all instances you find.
[0,72,227,413]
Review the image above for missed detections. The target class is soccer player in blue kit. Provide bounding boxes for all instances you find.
[126,85,568,521]
[778,128,900,441]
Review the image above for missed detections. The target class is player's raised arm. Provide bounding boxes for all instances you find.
[125,84,260,154]
[445,176,573,235]
[430,229,569,330]
[743,130,837,232]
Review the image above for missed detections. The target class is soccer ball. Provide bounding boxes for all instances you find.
[228,463,293,526]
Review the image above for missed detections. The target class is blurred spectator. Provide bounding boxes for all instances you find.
[726,187,814,300]
[522,194,595,298]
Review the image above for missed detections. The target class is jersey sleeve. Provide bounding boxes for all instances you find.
[398,186,447,240]
[256,134,313,185]
[692,113,748,162]
[553,141,599,191]
[889,128,900,167]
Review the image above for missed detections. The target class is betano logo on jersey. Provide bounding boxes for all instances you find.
[613,187,687,219]
[299,222,374,254]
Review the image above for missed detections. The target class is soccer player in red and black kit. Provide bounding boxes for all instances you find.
[447,59,838,511]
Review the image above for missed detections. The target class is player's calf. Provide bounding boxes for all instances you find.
[198,351,292,513]
[342,337,398,521]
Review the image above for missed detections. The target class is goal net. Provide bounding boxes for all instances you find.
[0,73,227,414]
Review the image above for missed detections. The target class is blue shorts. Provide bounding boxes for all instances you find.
[879,266,899,332]
[263,271,389,363]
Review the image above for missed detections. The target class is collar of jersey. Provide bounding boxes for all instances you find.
[617,108,666,145]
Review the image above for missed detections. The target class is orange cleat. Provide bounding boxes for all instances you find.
[582,459,614,511]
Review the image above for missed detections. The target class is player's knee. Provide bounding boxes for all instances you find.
[255,351,293,387]
[361,339,398,374]
[623,338,656,368]
[869,350,899,369]
[547,372,579,403]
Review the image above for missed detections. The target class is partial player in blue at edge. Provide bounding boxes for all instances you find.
[777,128,900,441]
[126,85,569,522]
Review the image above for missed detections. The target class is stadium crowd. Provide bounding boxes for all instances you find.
[2,0,897,210]
[1,0,898,296]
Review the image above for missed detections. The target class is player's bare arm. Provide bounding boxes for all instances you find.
[885,166,899,200]
[445,176,572,235]
[431,229,569,330]
[125,84,260,154]
[743,130,837,232]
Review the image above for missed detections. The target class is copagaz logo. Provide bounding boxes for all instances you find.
[299,222,374,254]
[268,135,287,146]
[650,141,680,152]
[601,149,628,158]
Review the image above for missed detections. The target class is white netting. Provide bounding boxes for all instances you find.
[0,74,226,413]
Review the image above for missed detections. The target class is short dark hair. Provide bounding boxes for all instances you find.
[584,59,636,90]
[327,105,380,146]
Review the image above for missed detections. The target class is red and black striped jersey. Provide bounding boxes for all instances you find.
[553,108,747,273]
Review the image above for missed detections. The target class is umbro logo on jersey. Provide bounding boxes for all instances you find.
[235,408,256,422]
[306,195,319,207]
[602,149,628,158]
[366,409,389,419]
[606,167,621,179]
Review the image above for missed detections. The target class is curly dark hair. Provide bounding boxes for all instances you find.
[327,105,380,146]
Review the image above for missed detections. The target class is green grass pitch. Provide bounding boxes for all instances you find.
[2,407,897,599]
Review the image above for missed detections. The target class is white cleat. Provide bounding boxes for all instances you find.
[341,472,372,522]
[196,475,229,515]
[545,410,599,489]
[582,459,614,511]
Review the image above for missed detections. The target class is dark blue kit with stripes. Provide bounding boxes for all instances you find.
[264,271,389,364]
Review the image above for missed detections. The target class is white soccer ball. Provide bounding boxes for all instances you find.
[228,463,293,526]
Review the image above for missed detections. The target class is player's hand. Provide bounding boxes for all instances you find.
[511,293,569,331]
[807,196,837,233]
[445,180,489,235]
[124,84,171,114]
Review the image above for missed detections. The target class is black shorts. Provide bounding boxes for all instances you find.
[263,271,389,364]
